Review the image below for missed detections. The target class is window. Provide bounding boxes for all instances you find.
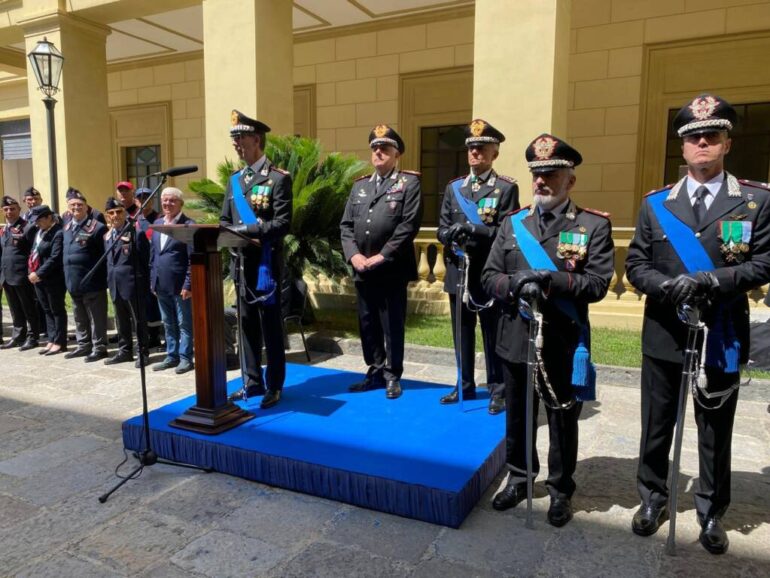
[123,144,162,208]
[419,124,469,226]
[664,102,770,185]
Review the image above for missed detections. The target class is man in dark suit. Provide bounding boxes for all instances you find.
[437,119,519,414]
[0,195,41,350]
[103,198,150,366]
[62,188,109,363]
[340,125,423,399]
[27,205,67,355]
[482,134,614,527]
[150,187,194,374]
[222,110,292,409]
[625,94,770,555]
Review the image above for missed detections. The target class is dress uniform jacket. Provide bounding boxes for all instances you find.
[482,201,614,367]
[33,223,65,286]
[340,170,423,282]
[626,174,770,364]
[105,223,151,302]
[437,170,519,298]
[62,216,108,296]
[1,217,35,285]
[150,213,193,296]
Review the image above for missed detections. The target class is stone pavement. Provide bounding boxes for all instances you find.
[0,341,768,577]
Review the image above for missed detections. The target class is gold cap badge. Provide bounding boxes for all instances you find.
[374,125,389,138]
[470,119,486,137]
[533,136,557,160]
[230,110,239,126]
[689,95,718,121]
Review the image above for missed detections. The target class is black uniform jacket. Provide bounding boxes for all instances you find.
[437,170,519,299]
[33,223,64,287]
[62,216,108,295]
[481,200,614,365]
[340,170,423,283]
[625,174,770,364]
[220,159,292,289]
[105,222,151,302]
[1,218,35,285]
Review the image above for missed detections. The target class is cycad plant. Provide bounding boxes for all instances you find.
[185,136,367,281]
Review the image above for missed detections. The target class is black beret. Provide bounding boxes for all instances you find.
[104,197,123,211]
[368,124,405,154]
[230,109,271,136]
[465,119,505,146]
[525,134,583,173]
[29,204,53,221]
[673,94,737,137]
[23,187,41,198]
[2,195,19,207]
[66,187,86,202]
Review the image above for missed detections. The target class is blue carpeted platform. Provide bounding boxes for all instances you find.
[123,363,505,527]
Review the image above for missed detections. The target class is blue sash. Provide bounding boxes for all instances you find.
[452,180,485,227]
[230,172,276,305]
[647,188,739,372]
[510,211,596,400]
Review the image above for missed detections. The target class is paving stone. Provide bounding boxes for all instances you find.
[0,434,108,477]
[0,493,40,531]
[408,557,510,578]
[268,541,413,578]
[15,552,122,578]
[324,506,441,563]
[140,561,208,577]
[170,529,291,577]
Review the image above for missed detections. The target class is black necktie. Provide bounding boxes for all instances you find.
[693,185,708,225]
[539,211,554,236]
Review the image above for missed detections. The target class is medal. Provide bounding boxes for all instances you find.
[719,220,752,263]
[748,201,757,209]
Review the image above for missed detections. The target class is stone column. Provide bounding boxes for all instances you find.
[202,0,293,178]
[473,0,571,199]
[21,11,112,211]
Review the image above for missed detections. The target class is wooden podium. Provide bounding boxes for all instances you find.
[150,224,256,434]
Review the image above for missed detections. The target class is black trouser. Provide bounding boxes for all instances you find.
[448,293,503,398]
[502,360,583,499]
[145,291,163,345]
[113,294,148,356]
[3,281,41,342]
[34,282,67,346]
[355,278,408,382]
[239,295,286,391]
[637,354,739,521]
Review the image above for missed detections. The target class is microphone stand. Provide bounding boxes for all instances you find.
[91,174,211,504]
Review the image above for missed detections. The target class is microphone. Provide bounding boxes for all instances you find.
[151,165,198,178]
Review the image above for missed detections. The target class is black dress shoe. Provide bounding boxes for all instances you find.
[0,339,23,350]
[152,358,179,371]
[174,360,194,375]
[134,353,150,368]
[439,388,477,404]
[44,347,66,356]
[85,350,108,363]
[632,503,668,537]
[228,381,266,402]
[19,339,39,351]
[104,352,133,365]
[260,389,281,409]
[547,497,573,527]
[699,517,729,555]
[488,396,506,415]
[65,347,91,359]
[385,380,402,399]
[492,480,527,511]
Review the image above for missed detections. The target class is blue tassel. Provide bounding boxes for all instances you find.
[705,305,740,373]
[256,240,276,305]
[572,343,590,386]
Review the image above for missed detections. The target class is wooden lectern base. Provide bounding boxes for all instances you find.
[169,402,255,435]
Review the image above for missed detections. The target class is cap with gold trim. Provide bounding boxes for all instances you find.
[525,133,582,174]
[230,109,271,137]
[673,94,737,137]
[465,119,505,146]
[368,124,405,154]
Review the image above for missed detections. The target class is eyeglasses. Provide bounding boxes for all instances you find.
[683,131,725,144]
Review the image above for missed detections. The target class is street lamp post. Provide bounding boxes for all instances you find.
[27,37,64,214]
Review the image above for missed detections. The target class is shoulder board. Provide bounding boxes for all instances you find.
[449,176,465,184]
[739,178,770,191]
[582,207,611,219]
[497,174,516,184]
[644,184,674,197]
[355,174,371,182]
[400,169,421,176]
[271,166,290,176]
[83,220,98,234]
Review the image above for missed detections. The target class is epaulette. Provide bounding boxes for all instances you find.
[271,166,290,176]
[582,207,611,219]
[644,184,673,197]
[497,174,516,184]
[400,169,421,176]
[739,178,770,191]
[355,174,371,182]
[83,219,98,234]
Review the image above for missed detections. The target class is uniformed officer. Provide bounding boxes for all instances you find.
[437,119,519,414]
[0,195,41,350]
[340,125,423,399]
[60,187,106,225]
[103,198,150,366]
[222,110,291,409]
[625,94,770,555]
[62,188,110,362]
[482,134,614,527]
[21,187,43,221]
